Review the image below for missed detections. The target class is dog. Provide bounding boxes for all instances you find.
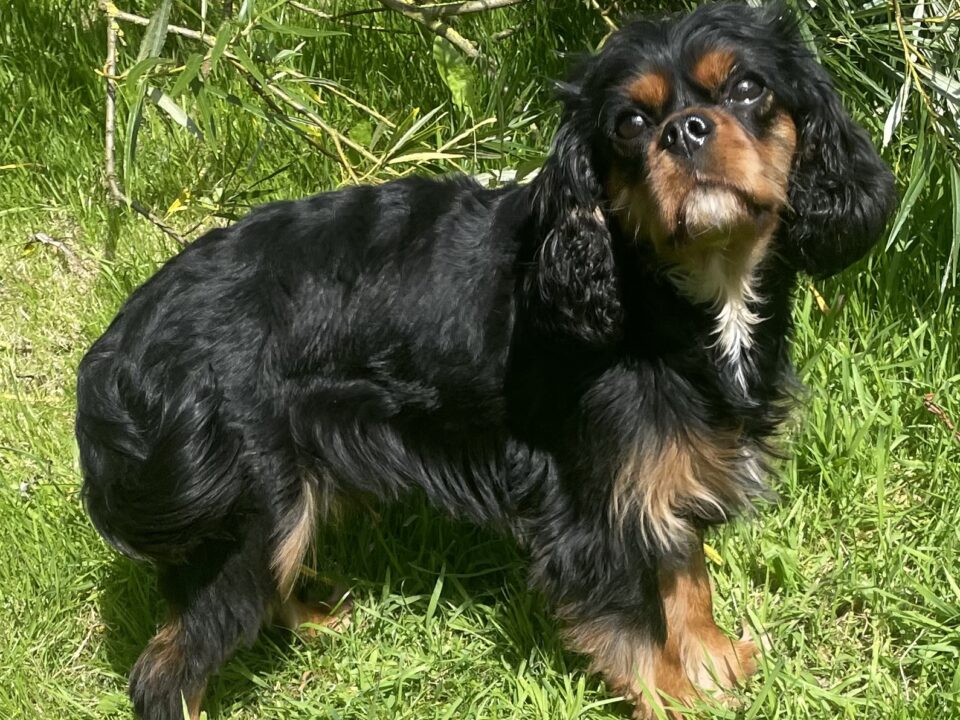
[76,3,896,718]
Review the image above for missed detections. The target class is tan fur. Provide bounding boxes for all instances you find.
[610,432,747,555]
[561,613,664,714]
[276,588,353,635]
[660,545,759,694]
[690,49,738,93]
[137,619,205,720]
[626,71,671,113]
[562,544,759,719]
[271,479,318,599]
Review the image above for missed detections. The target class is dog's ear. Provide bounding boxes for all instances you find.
[777,20,897,277]
[526,81,622,346]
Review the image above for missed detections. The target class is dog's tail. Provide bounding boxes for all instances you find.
[76,344,242,564]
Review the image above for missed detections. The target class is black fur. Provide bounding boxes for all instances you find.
[76,4,896,718]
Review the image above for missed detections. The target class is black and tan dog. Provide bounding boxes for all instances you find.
[76,3,895,718]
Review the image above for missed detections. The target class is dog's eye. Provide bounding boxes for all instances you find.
[615,113,647,140]
[728,77,764,103]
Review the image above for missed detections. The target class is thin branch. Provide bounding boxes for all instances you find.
[288,1,388,21]
[376,0,483,60]
[923,393,960,444]
[416,0,527,16]
[107,5,210,43]
[286,1,333,20]
[102,3,185,245]
[587,0,618,31]
[28,232,87,274]
[104,8,119,200]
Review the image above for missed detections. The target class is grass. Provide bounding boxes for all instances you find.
[1,0,959,718]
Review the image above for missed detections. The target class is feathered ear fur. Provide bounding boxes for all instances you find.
[775,13,897,277]
[525,81,622,346]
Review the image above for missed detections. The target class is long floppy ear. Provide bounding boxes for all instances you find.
[779,38,897,277]
[525,86,622,346]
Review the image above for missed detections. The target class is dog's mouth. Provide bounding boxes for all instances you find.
[672,177,774,246]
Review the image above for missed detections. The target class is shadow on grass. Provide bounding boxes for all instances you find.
[94,494,572,717]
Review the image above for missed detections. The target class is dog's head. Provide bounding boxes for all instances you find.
[530,2,896,344]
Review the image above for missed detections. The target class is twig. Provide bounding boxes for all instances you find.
[416,0,527,16]
[106,5,209,43]
[288,1,387,21]
[102,3,186,245]
[104,9,119,200]
[923,393,960,444]
[248,74,377,164]
[587,0,618,31]
[28,232,82,269]
[376,0,484,60]
[286,1,332,20]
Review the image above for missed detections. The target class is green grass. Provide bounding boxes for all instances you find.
[1,0,959,718]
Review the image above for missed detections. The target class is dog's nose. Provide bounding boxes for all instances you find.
[659,113,714,159]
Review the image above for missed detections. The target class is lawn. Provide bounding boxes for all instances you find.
[1,1,959,718]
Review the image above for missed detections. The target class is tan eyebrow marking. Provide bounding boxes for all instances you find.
[690,49,738,92]
[625,70,671,113]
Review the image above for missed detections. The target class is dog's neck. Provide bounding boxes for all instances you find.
[660,229,775,393]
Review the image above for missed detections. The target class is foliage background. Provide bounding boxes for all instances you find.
[0,1,959,718]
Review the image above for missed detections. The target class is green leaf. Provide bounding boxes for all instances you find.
[348,119,373,147]
[146,87,203,140]
[432,36,478,116]
[136,0,173,62]
[944,162,960,291]
[208,22,236,76]
[230,45,268,88]
[124,0,173,178]
[124,56,172,94]
[169,52,205,99]
[885,129,928,251]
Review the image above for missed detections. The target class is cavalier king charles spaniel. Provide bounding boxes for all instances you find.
[77,3,896,718]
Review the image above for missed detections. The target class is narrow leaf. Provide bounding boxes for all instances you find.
[208,22,235,76]
[169,53,205,98]
[136,0,173,62]
[147,87,204,139]
[943,162,960,292]
[882,76,911,148]
[124,56,172,94]
[885,131,928,250]
[125,0,174,176]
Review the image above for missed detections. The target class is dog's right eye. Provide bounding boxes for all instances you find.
[615,112,647,140]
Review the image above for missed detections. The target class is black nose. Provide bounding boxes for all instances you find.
[659,113,714,159]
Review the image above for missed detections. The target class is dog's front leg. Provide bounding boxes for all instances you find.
[555,539,759,718]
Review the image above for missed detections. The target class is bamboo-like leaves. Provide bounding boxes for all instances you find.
[123,0,172,177]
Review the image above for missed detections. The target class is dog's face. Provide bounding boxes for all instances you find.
[601,36,798,271]
[530,3,896,345]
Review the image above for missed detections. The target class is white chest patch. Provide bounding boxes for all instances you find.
[667,253,763,392]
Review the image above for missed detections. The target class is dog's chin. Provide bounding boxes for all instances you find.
[677,185,763,247]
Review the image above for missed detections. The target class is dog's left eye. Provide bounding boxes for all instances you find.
[615,112,647,140]
[728,77,764,103]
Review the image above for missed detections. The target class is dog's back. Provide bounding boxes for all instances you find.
[77,174,522,558]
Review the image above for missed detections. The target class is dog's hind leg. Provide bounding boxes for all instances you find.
[129,528,275,720]
[276,587,353,635]
[269,475,352,634]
